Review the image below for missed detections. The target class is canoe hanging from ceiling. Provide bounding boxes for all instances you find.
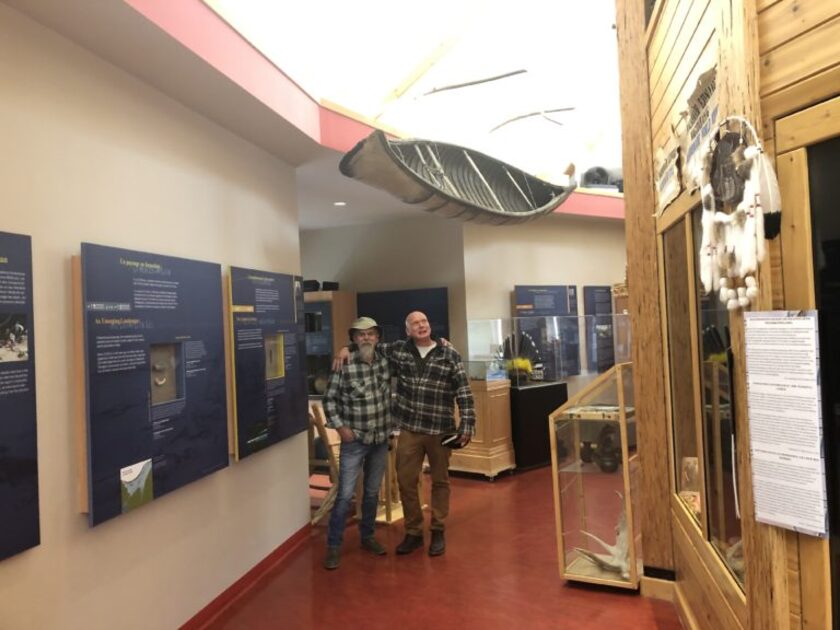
[339,130,576,225]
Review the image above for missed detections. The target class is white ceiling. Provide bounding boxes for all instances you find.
[208,0,623,184]
[296,152,426,230]
[5,0,623,231]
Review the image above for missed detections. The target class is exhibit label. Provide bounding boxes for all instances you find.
[744,310,827,537]
[81,243,229,526]
[229,267,307,459]
[0,231,40,560]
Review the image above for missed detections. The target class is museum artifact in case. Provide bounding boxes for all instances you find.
[548,362,641,589]
[469,315,631,470]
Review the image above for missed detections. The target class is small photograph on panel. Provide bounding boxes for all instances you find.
[120,459,153,513]
[264,332,285,381]
[0,314,28,363]
[150,342,184,405]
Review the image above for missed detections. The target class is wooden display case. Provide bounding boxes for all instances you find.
[549,362,640,589]
[449,378,516,479]
[303,290,356,394]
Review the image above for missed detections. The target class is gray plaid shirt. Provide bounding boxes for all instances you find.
[322,349,392,444]
[379,340,476,437]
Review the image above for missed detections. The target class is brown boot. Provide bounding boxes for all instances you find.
[395,534,424,555]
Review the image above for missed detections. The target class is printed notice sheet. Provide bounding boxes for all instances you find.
[744,311,827,537]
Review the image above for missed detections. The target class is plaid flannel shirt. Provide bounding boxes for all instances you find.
[380,340,476,437]
[322,350,392,445]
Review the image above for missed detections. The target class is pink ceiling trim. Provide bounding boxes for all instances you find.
[318,108,379,154]
[554,192,624,220]
[123,0,624,221]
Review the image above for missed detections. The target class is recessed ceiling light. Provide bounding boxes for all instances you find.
[333,201,347,207]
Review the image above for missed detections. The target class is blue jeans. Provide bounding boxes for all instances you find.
[326,439,389,548]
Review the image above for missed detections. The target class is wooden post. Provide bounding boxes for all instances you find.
[615,0,674,572]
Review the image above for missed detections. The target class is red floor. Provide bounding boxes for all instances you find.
[208,467,682,630]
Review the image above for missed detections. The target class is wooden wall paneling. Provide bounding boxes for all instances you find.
[656,188,701,234]
[777,149,816,307]
[673,506,745,629]
[650,0,712,117]
[775,94,840,154]
[758,0,840,54]
[644,0,669,47]
[761,63,840,138]
[758,0,783,12]
[652,37,718,153]
[760,14,840,96]
[716,0,800,627]
[785,530,802,628]
[616,0,675,572]
[776,140,832,630]
[648,0,697,98]
[648,0,682,67]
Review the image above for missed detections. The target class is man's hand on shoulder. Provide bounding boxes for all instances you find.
[332,346,351,372]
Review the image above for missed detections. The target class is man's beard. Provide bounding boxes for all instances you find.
[359,342,375,362]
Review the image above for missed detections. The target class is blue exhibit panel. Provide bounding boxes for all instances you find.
[583,285,615,373]
[81,243,229,526]
[357,287,449,342]
[229,267,308,459]
[0,231,39,560]
[513,285,580,379]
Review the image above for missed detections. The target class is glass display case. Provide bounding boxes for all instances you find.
[548,362,641,589]
[692,208,743,585]
[663,222,702,523]
[467,314,631,390]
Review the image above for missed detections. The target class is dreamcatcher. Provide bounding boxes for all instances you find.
[694,116,782,310]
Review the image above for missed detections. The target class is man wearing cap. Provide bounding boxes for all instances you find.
[321,316,392,570]
[336,311,475,557]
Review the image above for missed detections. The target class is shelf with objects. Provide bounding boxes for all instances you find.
[548,362,641,589]
[303,289,356,395]
[450,360,515,479]
[467,314,631,471]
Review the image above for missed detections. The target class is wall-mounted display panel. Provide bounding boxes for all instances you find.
[229,267,307,459]
[80,244,229,526]
[513,285,580,379]
[583,285,615,374]
[0,231,39,560]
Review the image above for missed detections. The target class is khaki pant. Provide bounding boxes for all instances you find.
[396,430,452,536]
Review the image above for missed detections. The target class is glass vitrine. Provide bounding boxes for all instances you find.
[692,208,743,585]
[549,362,641,589]
[663,221,702,522]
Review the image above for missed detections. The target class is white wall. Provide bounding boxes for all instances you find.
[462,214,627,320]
[300,216,468,349]
[0,7,308,629]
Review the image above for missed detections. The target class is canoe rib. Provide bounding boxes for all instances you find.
[339,130,576,225]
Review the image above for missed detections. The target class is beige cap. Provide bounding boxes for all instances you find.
[348,316,381,340]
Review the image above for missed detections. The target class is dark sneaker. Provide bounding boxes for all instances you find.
[429,530,445,556]
[395,534,424,555]
[323,546,340,570]
[361,537,387,556]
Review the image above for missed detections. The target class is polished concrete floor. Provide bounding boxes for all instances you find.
[208,466,682,629]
